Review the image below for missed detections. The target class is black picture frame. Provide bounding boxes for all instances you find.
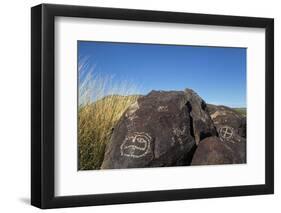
[31,3,274,209]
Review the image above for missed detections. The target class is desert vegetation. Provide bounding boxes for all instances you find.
[78,62,139,170]
[233,108,247,117]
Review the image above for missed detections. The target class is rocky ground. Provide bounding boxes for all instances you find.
[101,89,246,169]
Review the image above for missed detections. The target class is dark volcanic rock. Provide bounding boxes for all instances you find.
[191,136,246,165]
[238,117,247,138]
[185,89,217,145]
[101,89,216,169]
[207,104,246,144]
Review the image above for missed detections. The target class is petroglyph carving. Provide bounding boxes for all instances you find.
[125,101,139,118]
[127,113,138,121]
[219,126,234,142]
[171,126,187,145]
[125,102,139,130]
[120,132,152,158]
[157,105,168,112]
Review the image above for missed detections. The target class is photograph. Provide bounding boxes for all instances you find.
[30,3,274,209]
[78,41,247,170]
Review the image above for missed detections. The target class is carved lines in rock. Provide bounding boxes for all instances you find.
[120,132,152,158]
[171,126,187,146]
[157,105,168,112]
[219,126,234,142]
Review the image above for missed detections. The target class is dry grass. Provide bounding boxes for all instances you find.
[78,61,139,170]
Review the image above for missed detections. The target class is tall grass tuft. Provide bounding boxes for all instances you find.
[78,60,139,170]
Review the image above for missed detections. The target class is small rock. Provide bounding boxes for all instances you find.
[191,136,246,165]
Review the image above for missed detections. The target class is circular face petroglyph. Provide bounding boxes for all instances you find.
[219,126,234,141]
[120,132,152,158]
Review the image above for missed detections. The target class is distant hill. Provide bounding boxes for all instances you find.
[233,108,246,117]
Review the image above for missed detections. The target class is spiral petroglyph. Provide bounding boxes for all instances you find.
[120,132,152,158]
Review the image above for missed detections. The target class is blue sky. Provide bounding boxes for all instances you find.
[78,41,246,107]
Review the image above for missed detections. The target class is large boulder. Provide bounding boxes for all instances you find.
[207,104,246,144]
[101,89,217,169]
[191,136,246,165]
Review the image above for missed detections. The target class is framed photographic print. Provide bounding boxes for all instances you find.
[31,3,274,209]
